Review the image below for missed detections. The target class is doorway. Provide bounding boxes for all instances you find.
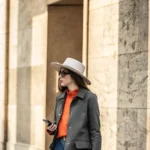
[46,1,83,149]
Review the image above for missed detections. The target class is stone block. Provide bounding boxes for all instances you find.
[88,57,118,108]
[0,34,6,69]
[18,0,46,31]
[117,108,147,150]
[30,66,46,105]
[119,0,148,54]
[9,0,18,33]
[0,70,4,83]
[30,105,45,147]
[18,1,32,31]
[17,28,32,67]
[31,0,47,16]
[100,108,117,150]
[17,19,47,67]
[16,105,31,144]
[9,32,18,69]
[8,69,17,104]
[9,66,46,106]
[10,0,18,8]
[31,13,47,66]
[148,69,150,109]
[137,109,147,150]
[11,67,31,105]
[89,4,119,58]
[138,0,148,54]
[146,109,150,149]
[118,52,148,108]
[0,84,3,105]
[6,143,16,150]
[0,0,4,5]
[7,105,17,143]
[0,4,6,34]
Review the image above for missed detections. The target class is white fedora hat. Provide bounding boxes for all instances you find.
[50,58,91,85]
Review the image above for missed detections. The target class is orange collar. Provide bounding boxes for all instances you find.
[66,89,79,97]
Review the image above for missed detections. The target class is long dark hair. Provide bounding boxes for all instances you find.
[58,68,89,92]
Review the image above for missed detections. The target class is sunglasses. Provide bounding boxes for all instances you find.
[58,70,70,77]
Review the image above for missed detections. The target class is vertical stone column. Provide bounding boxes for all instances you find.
[0,0,8,149]
[6,0,18,149]
[117,0,148,149]
[7,0,48,150]
[88,1,119,149]
[148,0,150,148]
[88,0,149,150]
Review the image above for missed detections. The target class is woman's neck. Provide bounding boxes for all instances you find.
[67,84,79,92]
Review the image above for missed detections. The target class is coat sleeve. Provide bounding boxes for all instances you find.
[88,93,102,150]
[47,99,58,136]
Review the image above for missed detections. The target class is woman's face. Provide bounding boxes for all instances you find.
[58,68,74,87]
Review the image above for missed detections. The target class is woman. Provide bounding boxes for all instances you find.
[47,58,101,150]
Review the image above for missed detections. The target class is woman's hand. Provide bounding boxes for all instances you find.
[47,123,57,132]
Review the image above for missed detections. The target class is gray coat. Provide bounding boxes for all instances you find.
[50,88,101,150]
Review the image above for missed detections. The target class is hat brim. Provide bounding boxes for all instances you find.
[51,62,91,85]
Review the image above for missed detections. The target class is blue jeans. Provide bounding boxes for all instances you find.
[54,139,65,150]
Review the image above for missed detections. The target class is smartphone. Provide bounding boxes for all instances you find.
[42,119,52,126]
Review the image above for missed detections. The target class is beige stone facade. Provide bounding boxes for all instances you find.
[0,0,150,150]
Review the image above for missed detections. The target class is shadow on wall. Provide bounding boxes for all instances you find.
[117,0,148,149]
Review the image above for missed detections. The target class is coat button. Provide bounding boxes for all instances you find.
[67,142,69,145]
[58,113,60,116]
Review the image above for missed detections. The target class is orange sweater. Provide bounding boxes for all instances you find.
[56,89,78,138]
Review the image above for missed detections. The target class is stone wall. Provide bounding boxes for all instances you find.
[118,0,148,149]
[0,0,150,150]
[88,0,149,150]
[7,0,48,150]
[88,0,119,149]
